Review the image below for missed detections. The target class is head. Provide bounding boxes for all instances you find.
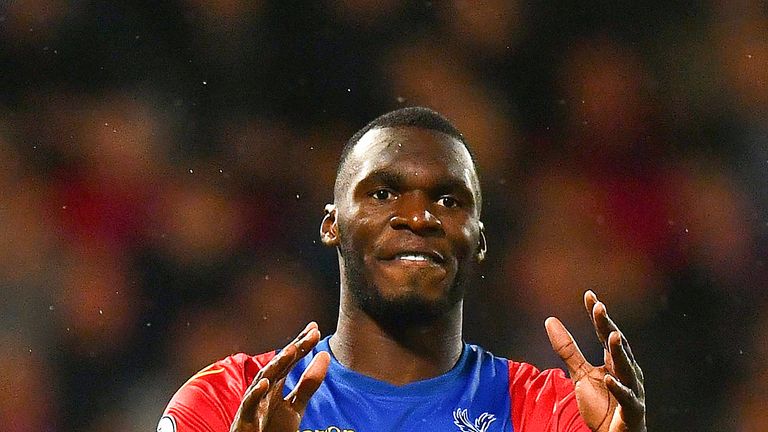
[320,107,486,326]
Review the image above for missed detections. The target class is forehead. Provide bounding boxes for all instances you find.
[344,126,479,192]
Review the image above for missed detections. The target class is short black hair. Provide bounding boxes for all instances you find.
[334,106,482,210]
[337,107,473,179]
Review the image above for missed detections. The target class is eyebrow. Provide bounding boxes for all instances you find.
[363,170,405,189]
[359,169,476,204]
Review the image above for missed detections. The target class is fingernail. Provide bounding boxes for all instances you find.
[614,333,625,351]
[296,328,318,349]
[597,302,608,315]
[297,322,313,339]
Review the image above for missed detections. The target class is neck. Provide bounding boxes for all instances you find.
[329,294,464,386]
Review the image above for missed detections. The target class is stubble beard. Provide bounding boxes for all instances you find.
[339,241,470,328]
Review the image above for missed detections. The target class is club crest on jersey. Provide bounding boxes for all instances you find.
[452,408,496,432]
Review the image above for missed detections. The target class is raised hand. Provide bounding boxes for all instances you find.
[545,291,646,432]
[230,322,331,432]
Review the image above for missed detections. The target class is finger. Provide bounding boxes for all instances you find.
[633,359,645,396]
[252,376,288,431]
[584,291,607,348]
[253,343,300,386]
[591,301,620,348]
[602,345,614,373]
[604,374,645,425]
[268,376,288,409]
[619,325,637,364]
[238,378,269,424]
[295,327,322,357]
[611,332,645,398]
[608,331,640,395]
[595,301,638,367]
[584,290,599,327]
[253,327,321,387]
[545,317,592,381]
[287,351,331,413]
[289,322,319,347]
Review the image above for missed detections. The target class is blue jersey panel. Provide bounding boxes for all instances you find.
[283,336,513,432]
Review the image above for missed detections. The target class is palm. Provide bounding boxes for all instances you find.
[571,363,618,432]
[254,391,303,432]
[546,291,646,432]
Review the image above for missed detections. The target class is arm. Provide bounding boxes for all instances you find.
[545,291,646,432]
[162,353,277,432]
[508,361,591,432]
[159,322,329,432]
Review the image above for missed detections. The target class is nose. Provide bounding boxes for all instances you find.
[389,193,443,235]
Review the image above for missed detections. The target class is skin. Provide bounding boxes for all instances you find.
[229,126,646,432]
[327,127,486,384]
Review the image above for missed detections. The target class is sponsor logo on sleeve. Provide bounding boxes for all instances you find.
[297,428,354,432]
[157,415,177,432]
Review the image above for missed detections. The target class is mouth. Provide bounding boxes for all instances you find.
[386,251,445,266]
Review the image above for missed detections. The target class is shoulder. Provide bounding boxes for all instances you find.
[507,360,575,396]
[171,351,277,405]
[160,351,277,432]
[506,360,590,432]
[461,346,587,431]
[464,346,574,397]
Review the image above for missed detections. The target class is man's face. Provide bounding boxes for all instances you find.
[331,126,484,323]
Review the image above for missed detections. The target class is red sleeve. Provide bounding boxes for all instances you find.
[161,351,277,432]
[508,361,590,432]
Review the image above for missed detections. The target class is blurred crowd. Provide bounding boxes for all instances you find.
[0,1,766,431]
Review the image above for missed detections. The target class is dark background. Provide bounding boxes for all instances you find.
[1,1,766,430]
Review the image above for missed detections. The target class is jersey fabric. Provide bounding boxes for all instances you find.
[161,336,590,432]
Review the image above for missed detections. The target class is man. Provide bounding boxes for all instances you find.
[159,107,646,432]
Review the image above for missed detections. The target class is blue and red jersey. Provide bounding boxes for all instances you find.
[161,336,589,432]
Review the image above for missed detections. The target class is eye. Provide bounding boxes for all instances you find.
[437,196,459,208]
[371,189,395,200]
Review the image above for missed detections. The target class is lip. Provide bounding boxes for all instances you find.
[378,249,446,265]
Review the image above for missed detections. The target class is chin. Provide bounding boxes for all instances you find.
[351,274,465,327]
[364,290,457,327]
[341,246,470,326]
[378,279,451,303]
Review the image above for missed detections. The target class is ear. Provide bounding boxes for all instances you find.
[476,221,487,262]
[320,204,340,247]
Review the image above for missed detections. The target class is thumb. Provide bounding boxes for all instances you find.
[545,317,591,380]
